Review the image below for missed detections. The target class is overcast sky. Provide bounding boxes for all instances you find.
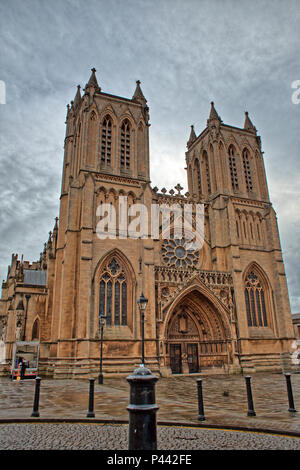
[0,0,299,312]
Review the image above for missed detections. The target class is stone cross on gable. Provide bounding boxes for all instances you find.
[175,184,183,195]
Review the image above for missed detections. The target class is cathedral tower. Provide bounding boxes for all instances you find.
[184,102,294,371]
[0,72,295,378]
[47,69,157,376]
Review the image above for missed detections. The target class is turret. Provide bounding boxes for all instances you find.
[244,111,257,134]
[187,125,197,149]
[84,68,101,104]
[207,101,222,126]
[132,80,150,125]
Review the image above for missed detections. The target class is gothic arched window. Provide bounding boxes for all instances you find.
[74,122,81,177]
[137,122,145,175]
[120,119,131,169]
[101,116,112,166]
[228,145,239,190]
[194,159,202,196]
[236,220,240,238]
[31,318,40,340]
[203,151,211,194]
[87,111,97,165]
[99,257,128,326]
[242,148,253,192]
[244,270,268,327]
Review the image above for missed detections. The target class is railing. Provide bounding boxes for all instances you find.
[155,266,233,286]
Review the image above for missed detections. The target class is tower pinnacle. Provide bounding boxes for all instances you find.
[132,80,147,105]
[72,85,81,112]
[209,101,221,121]
[244,111,257,134]
[187,125,197,148]
[85,68,101,93]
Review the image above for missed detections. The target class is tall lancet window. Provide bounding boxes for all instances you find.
[228,145,239,190]
[120,119,131,169]
[203,151,211,194]
[31,318,40,340]
[242,148,253,192]
[101,116,112,166]
[194,159,202,196]
[99,257,128,326]
[87,111,97,165]
[244,270,268,327]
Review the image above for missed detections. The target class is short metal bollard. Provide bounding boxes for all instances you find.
[284,373,297,413]
[87,378,95,418]
[197,379,205,421]
[31,377,41,418]
[127,365,159,450]
[245,375,256,417]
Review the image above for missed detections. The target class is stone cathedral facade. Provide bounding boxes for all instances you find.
[0,69,295,378]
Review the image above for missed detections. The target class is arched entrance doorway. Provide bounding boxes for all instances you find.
[165,289,232,374]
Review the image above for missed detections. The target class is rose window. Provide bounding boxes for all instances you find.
[161,238,199,269]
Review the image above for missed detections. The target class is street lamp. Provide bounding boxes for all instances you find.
[137,293,148,366]
[98,314,106,384]
[23,294,31,342]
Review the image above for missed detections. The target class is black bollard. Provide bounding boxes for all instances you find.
[87,378,95,418]
[31,377,41,418]
[284,373,297,413]
[245,375,256,417]
[197,379,205,421]
[127,365,159,450]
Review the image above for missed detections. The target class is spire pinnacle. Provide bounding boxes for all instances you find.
[132,80,147,105]
[187,125,197,148]
[72,85,81,111]
[209,101,221,121]
[244,111,257,133]
[85,68,101,93]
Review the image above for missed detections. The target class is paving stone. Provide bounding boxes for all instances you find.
[1,372,300,449]
[0,423,300,450]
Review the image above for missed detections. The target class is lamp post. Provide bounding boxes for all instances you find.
[98,314,106,384]
[23,294,31,342]
[137,293,148,366]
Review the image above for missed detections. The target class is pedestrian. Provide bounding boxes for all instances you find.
[15,356,23,381]
[20,358,27,380]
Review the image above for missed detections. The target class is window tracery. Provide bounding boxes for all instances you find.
[99,257,128,326]
[242,148,253,192]
[161,237,199,269]
[120,119,130,169]
[244,270,268,327]
[228,145,239,190]
[203,151,211,194]
[101,116,112,166]
[194,159,202,195]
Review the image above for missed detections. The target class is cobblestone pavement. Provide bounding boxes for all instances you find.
[0,423,300,450]
[1,371,300,434]
[1,371,300,451]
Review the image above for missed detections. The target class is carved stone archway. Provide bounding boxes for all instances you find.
[164,288,233,374]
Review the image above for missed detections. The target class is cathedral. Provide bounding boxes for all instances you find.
[0,69,295,378]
